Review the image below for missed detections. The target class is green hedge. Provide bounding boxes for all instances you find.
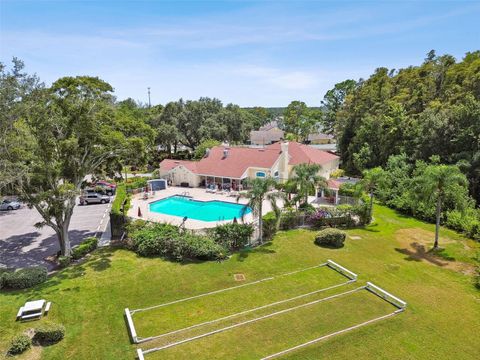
[111,183,130,239]
[72,237,98,260]
[34,322,65,345]
[2,266,48,290]
[262,212,278,241]
[314,228,346,248]
[8,334,31,355]
[129,222,226,261]
[209,223,254,249]
[125,177,148,191]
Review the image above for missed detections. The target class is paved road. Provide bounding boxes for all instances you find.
[0,200,111,270]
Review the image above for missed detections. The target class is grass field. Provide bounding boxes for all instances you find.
[1,205,479,359]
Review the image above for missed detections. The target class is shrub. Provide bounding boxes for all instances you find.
[130,223,226,261]
[132,223,180,257]
[110,183,130,239]
[0,269,11,290]
[58,256,71,268]
[210,223,254,249]
[71,237,98,260]
[183,234,227,261]
[125,177,148,191]
[262,212,278,241]
[298,202,316,214]
[338,183,357,197]
[279,209,302,230]
[3,266,48,289]
[314,228,346,248]
[8,334,31,355]
[33,322,65,345]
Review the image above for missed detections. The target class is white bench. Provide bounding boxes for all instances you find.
[21,312,42,320]
[44,302,51,315]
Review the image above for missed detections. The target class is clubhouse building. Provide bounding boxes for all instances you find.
[159,141,340,190]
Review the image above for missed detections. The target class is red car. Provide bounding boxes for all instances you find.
[94,180,116,189]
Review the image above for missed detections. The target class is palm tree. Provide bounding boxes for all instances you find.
[360,167,385,223]
[291,163,327,205]
[237,178,284,244]
[415,165,468,249]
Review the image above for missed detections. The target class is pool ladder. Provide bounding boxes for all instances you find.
[180,191,190,197]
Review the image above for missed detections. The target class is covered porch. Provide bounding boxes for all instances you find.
[199,175,248,191]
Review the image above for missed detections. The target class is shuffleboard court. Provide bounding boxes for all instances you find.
[140,288,397,359]
[131,263,351,340]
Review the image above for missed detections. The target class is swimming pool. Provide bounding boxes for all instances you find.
[149,196,252,222]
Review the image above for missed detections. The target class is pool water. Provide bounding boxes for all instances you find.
[149,196,252,222]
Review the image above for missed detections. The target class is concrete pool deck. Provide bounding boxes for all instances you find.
[128,186,283,229]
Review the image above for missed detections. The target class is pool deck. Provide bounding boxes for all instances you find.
[128,186,283,229]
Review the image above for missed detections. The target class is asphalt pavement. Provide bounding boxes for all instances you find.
[0,199,111,270]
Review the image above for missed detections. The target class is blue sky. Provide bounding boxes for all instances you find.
[1,1,479,107]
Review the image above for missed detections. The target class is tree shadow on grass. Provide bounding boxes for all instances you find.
[236,242,276,262]
[395,242,450,267]
[362,223,380,233]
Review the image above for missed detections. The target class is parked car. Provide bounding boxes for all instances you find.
[0,199,21,211]
[85,185,115,196]
[95,181,116,189]
[79,193,110,205]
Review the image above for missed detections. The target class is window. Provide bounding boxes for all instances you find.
[256,171,266,178]
[273,171,279,178]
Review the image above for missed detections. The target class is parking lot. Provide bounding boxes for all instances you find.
[0,200,111,270]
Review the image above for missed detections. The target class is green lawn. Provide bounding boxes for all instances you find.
[1,205,479,359]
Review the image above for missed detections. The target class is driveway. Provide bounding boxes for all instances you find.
[0,200,111,270]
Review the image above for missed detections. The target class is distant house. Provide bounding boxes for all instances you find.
[250,120,284,145]
[159,141,340,189]
[306,133,335,145]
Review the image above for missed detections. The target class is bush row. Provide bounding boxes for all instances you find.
[208,223,254,249]
[1,266,48,290]
[128,222,227,261]
[111,183,130,239]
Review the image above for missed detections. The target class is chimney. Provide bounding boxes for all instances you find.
[280,141,289,182]
[223,148,229,158]
[205,148,210,158]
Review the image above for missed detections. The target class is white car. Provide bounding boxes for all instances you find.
[0,199,21,211]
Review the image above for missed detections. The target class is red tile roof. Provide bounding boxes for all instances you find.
[196,146,280,178]
[266,141,339,165]
[160,159,197,172]
[160,142,339,179]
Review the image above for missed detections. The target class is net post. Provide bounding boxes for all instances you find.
[366,282,407,309]
[326,259,358,280]
[125,308,139,343]
[136,348,145,360]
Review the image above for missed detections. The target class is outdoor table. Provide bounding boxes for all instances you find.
[18,299,46,320]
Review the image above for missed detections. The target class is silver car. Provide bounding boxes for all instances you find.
[79,193,110,205]
[0,199,21,211]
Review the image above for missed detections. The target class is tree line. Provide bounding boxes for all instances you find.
[322,50,480,205]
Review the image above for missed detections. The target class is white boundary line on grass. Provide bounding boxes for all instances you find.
[140,286,365,355]
[137,279,356,343]
[130,262,328,315]
[260,282,407,359]
[260,308,405,360]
